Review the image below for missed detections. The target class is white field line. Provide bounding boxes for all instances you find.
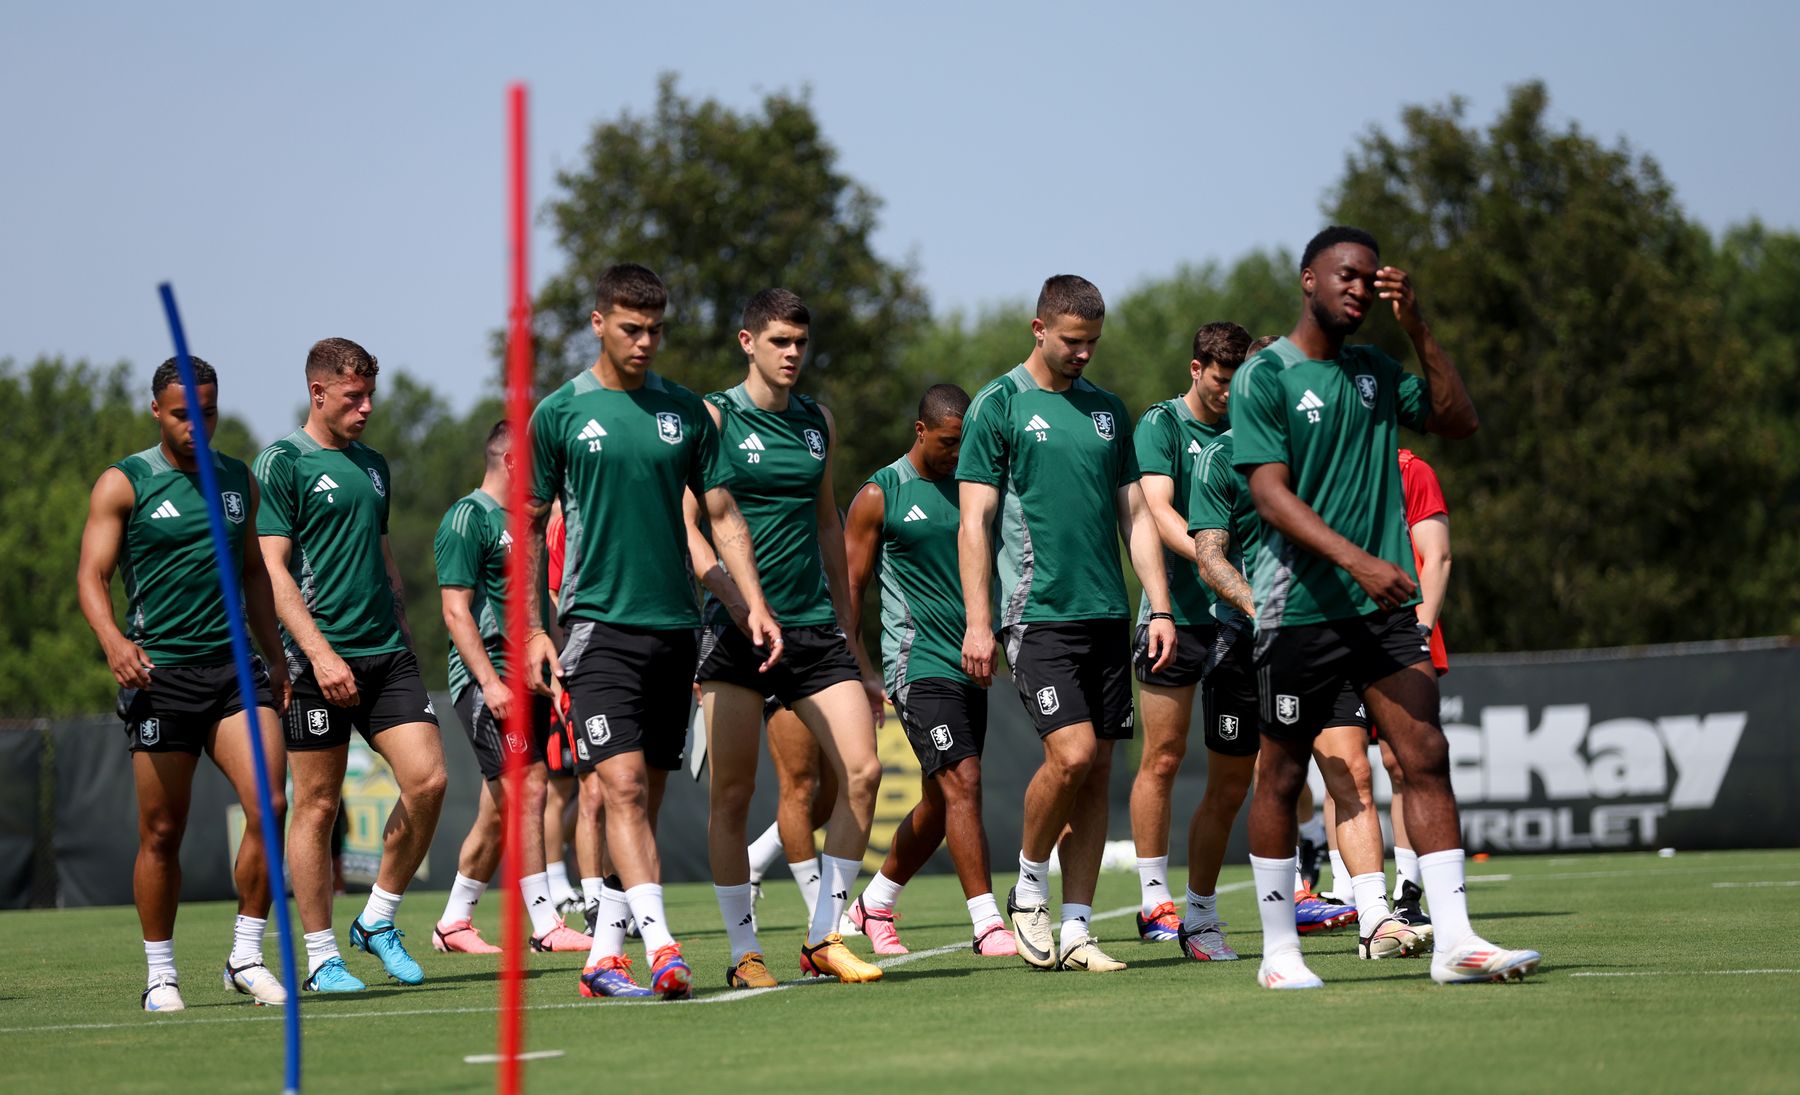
[0,882,1256,1035]
[1711,880,1800,888]
[1571,969,1800,978]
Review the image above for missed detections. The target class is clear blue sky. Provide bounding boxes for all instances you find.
[5,0,1795,442]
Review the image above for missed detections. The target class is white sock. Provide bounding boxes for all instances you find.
[1351,871,1393,936]
[1326,849,1350,899]
[145,938,176,986]
[1059,902,1092,947]
[580,876,604,907]
[304,929,339,976]
[1016,852,1051,906]
[808,855,860,945]
[747,823,785,884]
[520,871,561,937]
[966,892,1002,933]
[861,870,904,911]
[625,883,676,952]
[1298,815,1326,846]
[1293,849,1305,893]
[546,861,573,900]
[360,884,402,927]
[789,858,822,921]
[1251,854,1302,960]
[1183,888,1218,932]
[1419,849,1475,953]
[1394,846,1421,897]
[587,877,631,962]
[714,882,760,964]
[230,915,266,966]
[440,872,486,926]
[1137,855,1172,914]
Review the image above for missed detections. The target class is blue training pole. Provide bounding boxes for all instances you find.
[158,283,303,1095]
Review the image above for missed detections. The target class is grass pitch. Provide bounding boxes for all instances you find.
[3,849,1796,1093]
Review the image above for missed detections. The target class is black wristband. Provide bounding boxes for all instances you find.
[1149,611,1175,622]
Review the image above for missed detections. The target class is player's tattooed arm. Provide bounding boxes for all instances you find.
[1375,265,1478,438]
[380,536,412,645]
[521,496,561,696]
[1193,528,1254,619]
[702,485,784,670]
[76,467,152,689]
[683,487,748,626]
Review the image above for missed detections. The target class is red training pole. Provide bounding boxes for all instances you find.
[498,79,533,1095]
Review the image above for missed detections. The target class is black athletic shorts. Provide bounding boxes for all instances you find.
[453,684,554,781]
[1253,609,1427,741]
[560,620,696,773]
[696,622,861,708]
[894,677,988,778]
[118,660,276,754]
[1200,625,1260,757]
[1002,619,1134,740]
[283,648,438,751]
[1133,622,1213,688]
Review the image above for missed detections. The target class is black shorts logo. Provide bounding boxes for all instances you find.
[930,724,953,751]
[586,715,611,746]
[1036,686,1060,716]
[1219,714,1240,741]
[139,718,161,746]
[1276,694,1300,726]
[307,708,330,735]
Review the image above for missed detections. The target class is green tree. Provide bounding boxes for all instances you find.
[532,74,930,496]
[0,359,258,716]
[1325,81,1796,649]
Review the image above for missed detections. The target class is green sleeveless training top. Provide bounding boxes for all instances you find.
[702,384,836,628]
[253,429,404,659]
[867,455,972,693]
[113,445,254,665]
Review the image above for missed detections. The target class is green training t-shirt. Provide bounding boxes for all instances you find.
[955,363,1138,626]
[113,445,255,665]
[702,385,836,628]
[434,489,510,699]
[1184,429,1252,631]
[1133,397,1229,627]
[1228,338,1429,628]
[531,370,728,630]
[867,455,973,694]
[254,430,404,659]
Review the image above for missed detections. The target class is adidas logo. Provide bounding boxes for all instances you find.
[578,419,607,441]
[1024,872,1039,882]
[610,918,631,930]
[1296,390,1325,412]
[831,890,848,901]
[312,474,340,493]
[530,895,547,906]
[1454,884,1466,895]
[738,433,766,452]
[1261,890,1285,903]
[902,504,928,523]
[1149,879,1163,888]
[804,871,819,884]
[1025,414,1052,431]
[738,913,754,926]
[149,500,181,519]
[1187,440,1203,455]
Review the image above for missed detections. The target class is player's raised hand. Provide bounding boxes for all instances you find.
[1147,616,1178,673]
[748,608,784,672]
[313,649,360,707]
[962,625,995,688]
[1375,266,1423,332]
[524,630,562,696]
[104,635,154,689]
[1347,554,1418,612]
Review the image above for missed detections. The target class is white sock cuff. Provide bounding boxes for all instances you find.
[1417,848,1464,869]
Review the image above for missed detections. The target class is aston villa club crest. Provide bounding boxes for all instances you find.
[803,428,826,460]
[1218,714,1240,741]
[656,411,684,445]
[1036,686,1060,716]
[1275,695,1299,726]
[138,718,161,746]
[307,708,330,735]
[367,468,386,497]
[1091,411,1115,440]
[586,715,611,746]
[930,724,953,751]
[1354,374,1377,410]
[221,491,246,524]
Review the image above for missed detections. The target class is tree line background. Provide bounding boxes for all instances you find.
[5,78,1796,717]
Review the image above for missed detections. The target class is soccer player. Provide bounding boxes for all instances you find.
[1231,226,1539,988]
[842,383,1019,957]
[255,337,446,993]
[431,421,591,955]
[1124,322,1252,949]
[78,357,292,1012]
[690,287,885,987]
[522,263,779,1001]
[958,274,1177,973]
